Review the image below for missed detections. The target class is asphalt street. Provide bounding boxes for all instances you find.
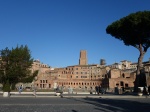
[0,97,150,112]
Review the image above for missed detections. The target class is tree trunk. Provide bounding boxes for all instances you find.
[134,45,145,92]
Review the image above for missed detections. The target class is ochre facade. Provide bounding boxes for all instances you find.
[34,64,106,91]
[30,51,150,93]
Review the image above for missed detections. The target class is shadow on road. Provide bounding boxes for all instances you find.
[72,109,78,112]
[66,97,150,112]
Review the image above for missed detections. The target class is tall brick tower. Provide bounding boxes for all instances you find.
[79,50,88,65]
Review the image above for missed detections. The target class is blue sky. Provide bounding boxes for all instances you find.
[0,0,150,67]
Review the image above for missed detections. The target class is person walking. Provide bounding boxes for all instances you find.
[19,85,22,94]
[95,86,98,94]
[98,85,101,95]
[33,87,36,97]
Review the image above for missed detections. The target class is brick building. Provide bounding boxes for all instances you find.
[102,68,136,92]
[33,50,106,92]
[31,51,150,93]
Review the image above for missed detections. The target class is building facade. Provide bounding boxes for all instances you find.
[102,68,136,93]
[29,51,150,93]
[33,50,107,92]
[34,64,107,92]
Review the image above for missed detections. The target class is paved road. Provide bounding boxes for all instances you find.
[0,97,150,112]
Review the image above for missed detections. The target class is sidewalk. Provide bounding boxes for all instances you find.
[1,91,150,98]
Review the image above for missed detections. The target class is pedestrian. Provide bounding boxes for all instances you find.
[33,87,36,97]
[98,85,101,95]
[19,85,22,94]
[145,86,149,96]
[95,85,98,95]
[90,87,93,94]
